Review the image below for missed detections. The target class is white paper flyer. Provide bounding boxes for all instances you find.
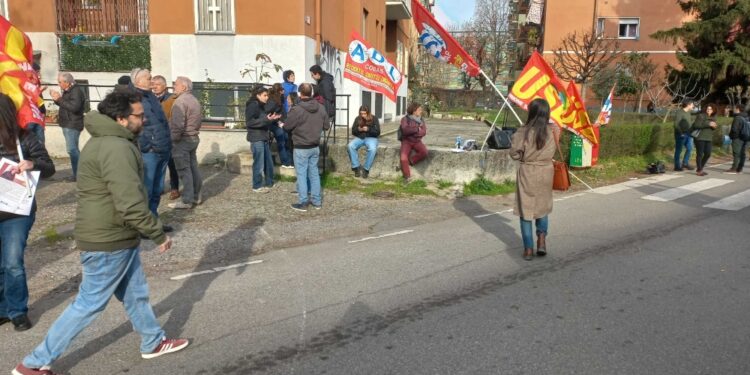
[0,157,40,216]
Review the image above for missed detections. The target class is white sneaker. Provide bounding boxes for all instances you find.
[167,202,193,209]
[253,187,269,193]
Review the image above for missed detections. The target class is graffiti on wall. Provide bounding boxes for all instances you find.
[317,41,344,86]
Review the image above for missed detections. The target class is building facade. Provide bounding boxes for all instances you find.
[514,0,690,105]
[4,0,417,125]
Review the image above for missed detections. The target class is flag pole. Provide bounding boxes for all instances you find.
[479,69,524,125]
[478,69,524,151]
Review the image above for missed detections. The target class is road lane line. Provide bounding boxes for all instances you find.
[474,209,513,218]
[591,174,683,195]
[704,189,750,211]
[641,178,733,202]
[170,260,264,280]
[348,230,414,243]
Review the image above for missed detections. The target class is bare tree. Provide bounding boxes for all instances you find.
[622,52,657,113]
[469,0,513,90]
[552,30,622,101]
[649,72,711,122]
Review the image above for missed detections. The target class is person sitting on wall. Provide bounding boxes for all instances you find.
[347,105,380,178]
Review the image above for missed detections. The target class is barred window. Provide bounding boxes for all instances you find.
[195,0,235,34]
[55,0,149,34]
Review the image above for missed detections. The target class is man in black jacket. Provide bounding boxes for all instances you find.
[309,65,336,119]
[347,106,380,178]
[50,72,85,181]
[727,105,749,174]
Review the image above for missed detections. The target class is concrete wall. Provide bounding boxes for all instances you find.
[43,126,517,183]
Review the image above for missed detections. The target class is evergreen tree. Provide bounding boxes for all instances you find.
[652,0,750,102]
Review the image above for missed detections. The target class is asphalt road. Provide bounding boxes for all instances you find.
[3,161,749,375]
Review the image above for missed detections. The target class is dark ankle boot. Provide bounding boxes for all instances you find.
[536,233,547,257]
[353,167,361,177]
[362,169,369,179]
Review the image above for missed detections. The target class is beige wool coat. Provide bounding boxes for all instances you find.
[509,125,560,220]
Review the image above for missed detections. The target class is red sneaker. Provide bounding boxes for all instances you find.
[12,364,61,375]
[141,338,190,359]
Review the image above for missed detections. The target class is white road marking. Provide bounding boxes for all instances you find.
[641,178,733,202]
[704,189,750,211]
[169,260,264,280]
[348,230,414,243]
[554,193,586,202]
[475,209,513,218]
[591,174,683,195]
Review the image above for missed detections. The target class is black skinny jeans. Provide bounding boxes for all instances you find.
[695,140,712,171]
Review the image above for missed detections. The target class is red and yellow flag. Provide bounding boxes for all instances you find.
[0,16,44,129]
[509,51,598,144]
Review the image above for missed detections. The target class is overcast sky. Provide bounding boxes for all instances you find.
[433,0,476,27]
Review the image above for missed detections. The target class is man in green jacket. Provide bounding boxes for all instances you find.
[673,100,695,171]
[13,90,188,375]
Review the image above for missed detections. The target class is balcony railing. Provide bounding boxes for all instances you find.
[55,0,149,35]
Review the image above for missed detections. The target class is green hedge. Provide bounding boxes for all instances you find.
[59,35,151,72]
[557,122,729,161]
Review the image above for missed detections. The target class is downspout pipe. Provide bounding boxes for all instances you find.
[315,0,322,56]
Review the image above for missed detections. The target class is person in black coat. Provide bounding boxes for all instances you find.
[309,65,336,119]
[246,86,281,192]
[50,72,85,180]
[0,93,55,332]
[347,105,380,178]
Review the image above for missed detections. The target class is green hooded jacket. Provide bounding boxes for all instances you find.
[75,111,166,251]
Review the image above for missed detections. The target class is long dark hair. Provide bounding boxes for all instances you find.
[269,83,283,105]
[0,93,20,152]
[357,105,372,126]
[525,98,551,150]
[704,103,717,117]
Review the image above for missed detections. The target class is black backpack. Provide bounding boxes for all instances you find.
[487,128,512,149]
[739,116,750,141]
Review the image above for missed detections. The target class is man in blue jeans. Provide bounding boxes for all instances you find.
[131,68,173,232]
[673,100,695,171]
[50,72,86,181]
[283,83,330,211]
[12,90,188,375]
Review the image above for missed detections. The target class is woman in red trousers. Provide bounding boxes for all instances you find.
[399,103,428,183]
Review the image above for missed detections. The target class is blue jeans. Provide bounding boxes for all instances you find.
[294,148,322,206]
[142,152,170,216]
[520,216,548,249]
[251,141,274,189]
[270,124,292,166]
[0,212,36,319]
[348,137,378,171]
[22,248,164,368]
[27,123,45,145]
[62,128,81,177]
[674,134,693,169]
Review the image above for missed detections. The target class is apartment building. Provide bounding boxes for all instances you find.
[2,0,417,124]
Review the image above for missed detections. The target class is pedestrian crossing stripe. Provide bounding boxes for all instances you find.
[591,174,683,195]
[703,189,750,211]
[641,178,733,202]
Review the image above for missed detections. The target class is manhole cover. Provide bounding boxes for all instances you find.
[372,191,396,199]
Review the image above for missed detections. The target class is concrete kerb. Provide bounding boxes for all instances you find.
[43,124,517,184]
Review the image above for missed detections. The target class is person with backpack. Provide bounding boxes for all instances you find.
[399,103,428,184]
[727,105,749,174]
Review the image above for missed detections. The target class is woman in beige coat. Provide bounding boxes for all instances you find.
[510,98,560,261]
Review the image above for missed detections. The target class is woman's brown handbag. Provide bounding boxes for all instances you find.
[552,132,571,191]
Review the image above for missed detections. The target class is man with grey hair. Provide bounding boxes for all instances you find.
[131,68,173,231]
[167,76,203,209]
[51,72,86,181]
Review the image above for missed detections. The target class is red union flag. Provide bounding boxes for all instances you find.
[411,0,480,77]
[344,31,403,102]
[509,51,598,145]
[0,16,44,129]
